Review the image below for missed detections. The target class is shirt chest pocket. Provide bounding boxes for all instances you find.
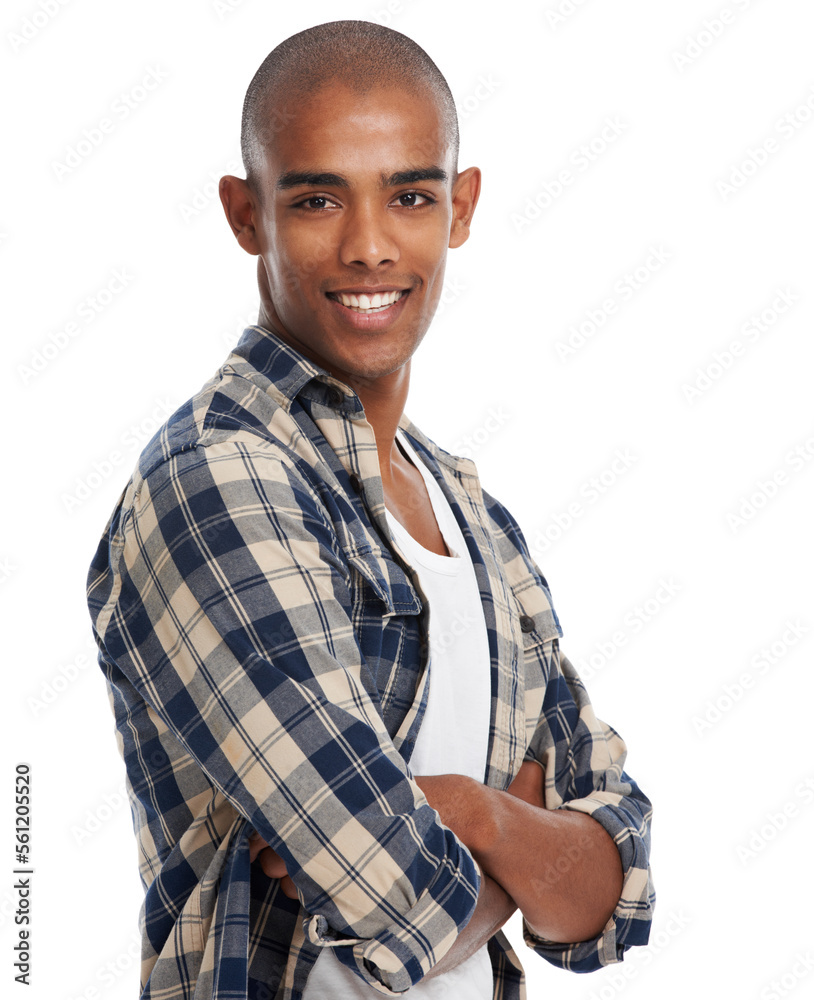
[511,589,563,751]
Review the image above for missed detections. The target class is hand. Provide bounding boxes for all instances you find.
[248,832,298,900]
[506,760,546,810]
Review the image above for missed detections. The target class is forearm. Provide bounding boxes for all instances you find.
[415,773,623,945]
[482,791,621,942]
[422,873,515,981]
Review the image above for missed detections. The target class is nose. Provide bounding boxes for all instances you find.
[338,202,399,269]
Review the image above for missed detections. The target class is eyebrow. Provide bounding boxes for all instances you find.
[276,166,449,190]
[276,171,348,190]
[385,167,448,186]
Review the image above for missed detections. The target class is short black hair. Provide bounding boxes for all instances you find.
[240,20,459,196]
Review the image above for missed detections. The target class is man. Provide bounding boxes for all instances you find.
[86,20,654,1000]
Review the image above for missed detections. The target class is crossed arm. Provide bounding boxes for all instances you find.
[251,759,623,979]
[101,444,645,990]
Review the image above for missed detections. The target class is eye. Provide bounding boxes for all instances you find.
[394,191,434,208]
[296,195,335,211]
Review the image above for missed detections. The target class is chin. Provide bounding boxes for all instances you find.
[330,333,425,383]
[340,354,410,383]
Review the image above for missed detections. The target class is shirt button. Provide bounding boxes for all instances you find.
[349,473,362,493]
[519,614,535,633]
[327,387,344,407]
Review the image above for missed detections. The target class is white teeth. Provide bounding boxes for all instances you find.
[335,290,404,313]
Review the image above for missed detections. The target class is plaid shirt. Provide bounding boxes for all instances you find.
[86,325,654,1000]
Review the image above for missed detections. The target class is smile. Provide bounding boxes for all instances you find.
[329,289,406,314]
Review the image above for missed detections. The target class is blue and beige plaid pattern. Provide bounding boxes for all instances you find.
[86,325,654,999]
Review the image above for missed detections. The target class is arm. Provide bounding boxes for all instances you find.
[521,648,654,968]
[250,834,517,980]
[478,490,655,969]
[90,440,480,993]
[422,874,515,981]
[415,763,623,944]
[413,655,654,970]
[253,758,621,946]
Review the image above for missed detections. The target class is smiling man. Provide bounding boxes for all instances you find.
[86,20,654,1000]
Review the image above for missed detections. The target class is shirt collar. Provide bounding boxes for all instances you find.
[230,324,364,416]
[230,325,478,480]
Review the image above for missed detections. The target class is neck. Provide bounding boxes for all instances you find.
[255,302,411,490]
[343,363,411,490]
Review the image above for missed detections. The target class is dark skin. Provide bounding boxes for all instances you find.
[222,82,474,556]
[220,79,623,978]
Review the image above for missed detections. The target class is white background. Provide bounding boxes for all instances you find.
[2,1,813,998]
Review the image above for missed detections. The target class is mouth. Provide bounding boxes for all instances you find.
[327,289,408,315]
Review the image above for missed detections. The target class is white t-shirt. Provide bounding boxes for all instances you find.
[302,429,493,998]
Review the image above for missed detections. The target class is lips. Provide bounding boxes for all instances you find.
[327,289,407,314]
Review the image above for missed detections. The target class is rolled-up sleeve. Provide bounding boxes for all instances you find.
[91,438,480,993]
[524,645,655,971]
[479,490,655,972]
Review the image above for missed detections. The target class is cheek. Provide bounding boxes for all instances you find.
[407,219,450,273]
[416,238,449,293]
[265,219,336,300]
[289,232,336,287]
[266,247,322,309]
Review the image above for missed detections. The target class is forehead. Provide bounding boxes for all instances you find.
[263,82,451,180]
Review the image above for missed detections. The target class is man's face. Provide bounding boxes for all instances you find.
[240,82,477,385]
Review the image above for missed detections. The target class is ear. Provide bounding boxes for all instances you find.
[448,166,481,249]
[219,175,263,256]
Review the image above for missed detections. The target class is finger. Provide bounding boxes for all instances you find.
[258,846,289,881]
[507,760,546,809]
[248,833,271,863]
[281,876,298,900]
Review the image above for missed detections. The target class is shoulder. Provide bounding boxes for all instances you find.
[113,359,331,536]
[135,364,279,477]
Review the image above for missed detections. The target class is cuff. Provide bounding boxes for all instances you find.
[523,797,655,972]
[305,852,482,994]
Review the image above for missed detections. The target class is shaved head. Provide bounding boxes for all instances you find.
[240,20,459,197]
